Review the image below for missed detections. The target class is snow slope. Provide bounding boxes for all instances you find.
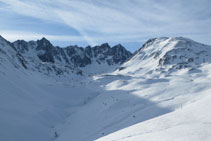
[98,64,211,141]
[0,63,100,141]
[1,36,211,141]
[55,37,211,141]
[96,38,211,141]
[54,63,211,141]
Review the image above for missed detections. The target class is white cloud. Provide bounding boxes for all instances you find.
[0,30,148,44]
[0,0,211,45]
[0,30,86,42]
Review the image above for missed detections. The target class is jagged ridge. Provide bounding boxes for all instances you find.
[0,36,132,75]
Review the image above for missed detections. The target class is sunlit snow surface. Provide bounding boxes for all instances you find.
[97,64,211,141]
[1,37,211,141]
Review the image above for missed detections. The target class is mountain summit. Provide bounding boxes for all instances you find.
[117,37,211,75]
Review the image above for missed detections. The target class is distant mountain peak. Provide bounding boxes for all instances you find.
[37,37,52,47]
[0,36,132,75]
[39,37,49,42]
[112,44,123,48]
[100,43,110,48]
[118,37,211,75]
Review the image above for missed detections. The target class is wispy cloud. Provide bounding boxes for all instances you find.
[0,0,211,46]
[0,30,85,42]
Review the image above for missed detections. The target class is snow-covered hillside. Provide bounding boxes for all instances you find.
[0,35,27,70]
[96,64,211,141]
[1,36,211,141]
[116,37,211,76]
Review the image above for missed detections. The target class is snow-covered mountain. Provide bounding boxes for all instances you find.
[12,37,132,75]
[0,35,27,69]
[116,37,211,75]
[1,36,211,141]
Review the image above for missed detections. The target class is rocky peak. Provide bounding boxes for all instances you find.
[36,37,53,51]
[112,44,123,48]
[112,44,129,53]
[92,43,110,55]
[101,43,110,48]
[110,44,132,64]
[35,38,55,63]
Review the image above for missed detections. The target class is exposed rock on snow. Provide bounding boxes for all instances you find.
[12,37,132,75]
[117,37,211,75]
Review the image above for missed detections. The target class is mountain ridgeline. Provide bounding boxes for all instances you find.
[0,35,132,75]
[117,37,211,75]
[1,35,211,76]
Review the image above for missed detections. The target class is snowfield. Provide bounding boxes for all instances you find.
[54,63,211,141]
[0,36,211,141]
[98,64,211,141]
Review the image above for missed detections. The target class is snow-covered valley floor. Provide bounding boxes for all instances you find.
[57,64,211,141]
[1,63,211,141]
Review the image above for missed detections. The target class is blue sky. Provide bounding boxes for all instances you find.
[0,0,211,52]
